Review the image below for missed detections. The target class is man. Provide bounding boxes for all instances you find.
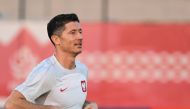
[4,13,97,109]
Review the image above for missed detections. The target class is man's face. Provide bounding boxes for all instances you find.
[58,21,83,55]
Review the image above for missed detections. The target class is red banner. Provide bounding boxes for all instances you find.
[0,23,190,109]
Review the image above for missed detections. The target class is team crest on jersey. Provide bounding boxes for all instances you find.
[81,80,87,92]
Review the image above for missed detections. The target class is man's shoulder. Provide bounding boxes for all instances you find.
[23,56,56,85]
[30,56,55,75]
[76,60,88,76]
[35,56,54,69]
[76,60,88,70]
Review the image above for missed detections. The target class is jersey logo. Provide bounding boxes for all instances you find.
[60,88,67,92]
[81,80,87,92]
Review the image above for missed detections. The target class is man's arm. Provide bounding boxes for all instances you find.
[4,90,58,109]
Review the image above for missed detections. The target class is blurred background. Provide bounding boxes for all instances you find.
[0,0,190,109]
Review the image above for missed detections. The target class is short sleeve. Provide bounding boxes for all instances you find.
[15,69,55,103]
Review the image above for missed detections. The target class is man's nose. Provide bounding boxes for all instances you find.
[77,32,83,39]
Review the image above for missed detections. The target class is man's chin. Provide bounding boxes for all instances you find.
[74,50,82,56]
[77,51,82,54]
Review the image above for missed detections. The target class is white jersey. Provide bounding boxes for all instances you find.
[15,55,88,109]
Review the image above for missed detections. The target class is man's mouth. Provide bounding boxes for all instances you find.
[74,43,82,47]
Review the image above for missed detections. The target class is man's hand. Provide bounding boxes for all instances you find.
[83,102,98,109]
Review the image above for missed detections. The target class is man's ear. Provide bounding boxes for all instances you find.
[51,35,61,45]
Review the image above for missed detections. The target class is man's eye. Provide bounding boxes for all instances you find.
[70,31,76,34]
[79,31,82,34]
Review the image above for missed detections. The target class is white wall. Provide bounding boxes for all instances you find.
[1,0,190,22]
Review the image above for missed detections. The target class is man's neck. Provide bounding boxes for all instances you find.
[54,51,76,70]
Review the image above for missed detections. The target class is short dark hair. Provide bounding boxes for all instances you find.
[47,13,80,44]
